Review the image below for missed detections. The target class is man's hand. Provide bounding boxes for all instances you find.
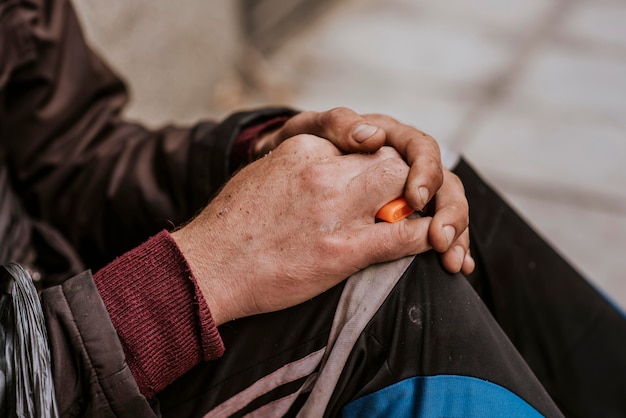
[173,135,434,325]
[255,107,474,275]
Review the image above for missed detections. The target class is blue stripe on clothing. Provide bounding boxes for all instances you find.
[342,374,543,417]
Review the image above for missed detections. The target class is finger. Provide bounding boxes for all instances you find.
[343,146,410,213]
[461,249,476,275]
[439,227,470,273]
[277,108,387,153]
[363,114,443,211]
[352,217,433,267]
[428,170,469,253]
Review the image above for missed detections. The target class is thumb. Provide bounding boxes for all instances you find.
[354,216,433,266]
[279,108,387,154]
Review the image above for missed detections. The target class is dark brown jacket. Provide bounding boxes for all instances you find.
[1,0,293,415]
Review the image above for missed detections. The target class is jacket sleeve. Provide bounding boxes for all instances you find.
[40,270,158,417]
[0,0,296,270]
[5,230,226,415]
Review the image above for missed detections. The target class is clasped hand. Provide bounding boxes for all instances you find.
[173,108,473,325]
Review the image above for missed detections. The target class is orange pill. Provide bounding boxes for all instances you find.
[376,197,414,223]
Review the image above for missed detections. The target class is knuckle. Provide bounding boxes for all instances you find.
[319,234,345,255]
[366,113,400,125]
[417,156,444,188]
[280,133,327,155]
[300,163,332,190]
[279,133,309,152]
[393,221,413,245]
[419,130,440,149]
[444,202,469,222]
[317,107,353,129]
[287,111,315,128]
[296,110,317,122]
[376,145,402,159]
[318,235,356,268]
[446,170,465,190]
[299,165,345,205]
[367,157,409,196]
[381,222,417,259]
[422,154,443,174]
[380,156,410,180]
[450,207,470,232]
[408,129,441,158]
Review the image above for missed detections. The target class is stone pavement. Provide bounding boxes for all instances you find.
[75,0,626,308]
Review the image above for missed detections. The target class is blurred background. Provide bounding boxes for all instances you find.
[73,0,626,308]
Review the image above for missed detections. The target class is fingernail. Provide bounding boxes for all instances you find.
[352,123,379,143]
[418,186,429,207]
[443,225,456,247]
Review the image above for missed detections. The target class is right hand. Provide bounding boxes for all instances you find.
[172,134,434,325]
[254,107,473,275]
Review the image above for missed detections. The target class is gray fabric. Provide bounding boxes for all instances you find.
[205,348,325,417]
[199,257,414,417]
[297,256,415,417]
[41,271,155,417]
[241,375,317,418]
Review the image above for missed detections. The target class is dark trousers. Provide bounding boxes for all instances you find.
[157,160,626,417]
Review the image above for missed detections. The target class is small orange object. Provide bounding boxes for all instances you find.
[376,197,414,223]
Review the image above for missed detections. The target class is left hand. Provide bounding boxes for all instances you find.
[254,107,474,275]
[174,136,434,324]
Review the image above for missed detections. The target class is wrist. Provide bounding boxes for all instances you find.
[171,227,235,326]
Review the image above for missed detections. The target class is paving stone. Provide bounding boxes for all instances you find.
[290,88,472,144]
[559,0,626,50]
[462,106,626,202]
[275,7,515,92]
[408,0,553,36]
[510,44,626,118]
[270,0,519,142]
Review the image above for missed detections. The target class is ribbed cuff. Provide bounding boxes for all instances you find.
[93,230,224,398]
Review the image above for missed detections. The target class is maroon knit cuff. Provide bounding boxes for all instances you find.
[230,116,291,168]
[93,230,224,398]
